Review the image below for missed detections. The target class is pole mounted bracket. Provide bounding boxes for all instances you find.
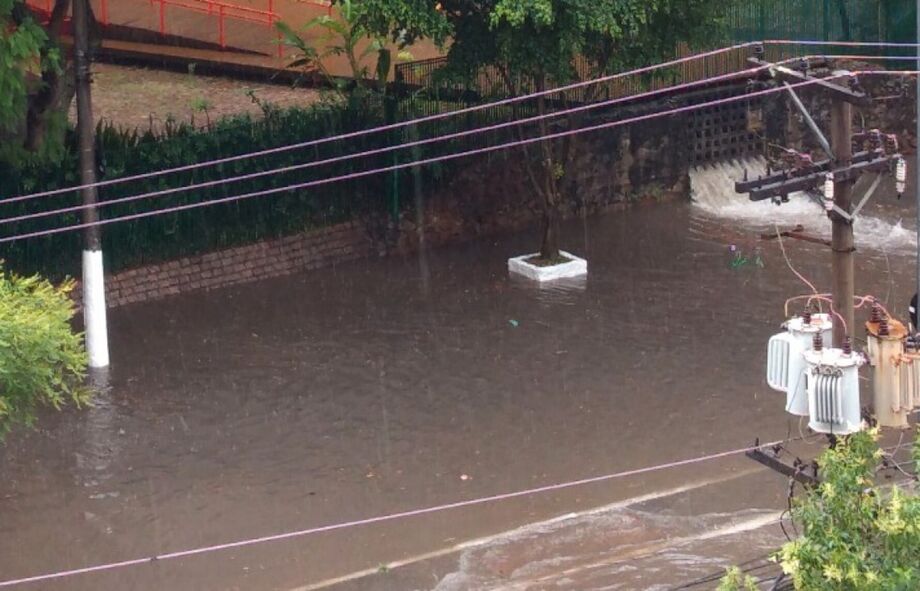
[830,204,854,223]
[847,173,885,221]
[748,57,870,106]
[745,440,820,487]
[782,82,834,160]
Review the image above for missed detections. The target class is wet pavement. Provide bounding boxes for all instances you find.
[0,168,917,590]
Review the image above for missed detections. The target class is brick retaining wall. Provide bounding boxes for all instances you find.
[73,221,371,309]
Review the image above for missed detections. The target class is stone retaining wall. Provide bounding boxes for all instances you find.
[770,59,918,154]
[73,221,370,309]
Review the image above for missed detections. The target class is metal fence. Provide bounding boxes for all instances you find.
[395,0,917,115]
[727,0,914,44]
[394,45,755,113]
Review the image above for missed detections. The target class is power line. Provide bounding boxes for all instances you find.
[11,52,919,228]
[0,63,775,227]
[0,439,785,588]
[774,40,920,48]
[1,39,917,207]
[0,43,760,206]
[12,430,903,589]
[3,69,917,245]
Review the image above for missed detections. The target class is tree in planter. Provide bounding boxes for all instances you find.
[0,0,101,166]
[0,267,89,440]
[346,0,723,262]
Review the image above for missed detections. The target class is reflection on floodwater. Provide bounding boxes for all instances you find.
[0,180,916,589]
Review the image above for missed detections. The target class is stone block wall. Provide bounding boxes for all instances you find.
[390,98,693,254]
[768,59,918,154]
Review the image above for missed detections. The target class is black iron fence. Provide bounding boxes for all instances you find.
[394,0,916,118]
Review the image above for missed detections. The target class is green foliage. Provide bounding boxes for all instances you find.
[0,98,465,279]
[0,107,67,166]
[190,97,212,113]
[278,0,414,101]
[0,265,88,440]
[352,0,725,260]
[333,0,451,49]
[0,0,64,165]
[1,103,378,277]
[914,433,920,467]
[353,0,725,88]
[718,566,759,591]
[0,1,48,131]
[778,430,920,590]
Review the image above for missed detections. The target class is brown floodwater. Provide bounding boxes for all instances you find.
[0,165,917,590]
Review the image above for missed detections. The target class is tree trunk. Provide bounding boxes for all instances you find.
[14,0,98,155]
[25,60,76,152]
[540,200,560,260]
[535,74,561,261]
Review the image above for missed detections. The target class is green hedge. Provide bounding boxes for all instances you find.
[0,91,523,280]
[0,98,409,279]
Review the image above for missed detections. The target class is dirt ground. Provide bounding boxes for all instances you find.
[70,63,322,131]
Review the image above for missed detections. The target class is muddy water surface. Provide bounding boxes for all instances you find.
[0,177,916,590]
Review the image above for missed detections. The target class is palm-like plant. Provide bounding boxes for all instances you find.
[276,0,411,101]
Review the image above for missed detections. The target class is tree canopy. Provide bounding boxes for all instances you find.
[352,0,723,86]
[0,0,99,166]
[0,0,54,130]
[342,0,724,260]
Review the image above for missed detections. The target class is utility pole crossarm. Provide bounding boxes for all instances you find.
[735,153,899,201]
[735,151,890,194]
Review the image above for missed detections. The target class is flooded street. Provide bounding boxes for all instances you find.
[1,167,917,590]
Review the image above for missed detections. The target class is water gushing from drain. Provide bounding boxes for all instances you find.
[690,157,916,253]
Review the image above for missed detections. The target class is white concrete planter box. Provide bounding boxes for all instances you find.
[507,251,588,282]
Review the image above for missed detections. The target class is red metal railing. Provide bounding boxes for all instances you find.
[149,0,332,56]
[26,0,336,59]
[149,0,275,51]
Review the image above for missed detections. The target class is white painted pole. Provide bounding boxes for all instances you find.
[82,250,109,368]
[74,0,110,368]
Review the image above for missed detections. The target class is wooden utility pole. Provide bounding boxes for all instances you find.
[916,0,920,325]
[73,0,109,368]
[736,57,905,350]
[736,54,906,427]
[830,99,854,347]
[74,0,98,247]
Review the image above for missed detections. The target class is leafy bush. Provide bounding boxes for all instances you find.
[0,266,88,439]
[779,430,920,590]
[720,430,920,590]
[717,566,758,591]
[0,100,397,279]
[0,93,507,280]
